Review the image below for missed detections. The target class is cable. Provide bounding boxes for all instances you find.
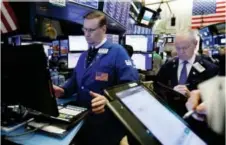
[5,123,50,138]
[166,2,172,15]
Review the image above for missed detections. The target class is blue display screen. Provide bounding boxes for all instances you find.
[60,40,69,56]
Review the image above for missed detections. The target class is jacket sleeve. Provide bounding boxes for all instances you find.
[62,68,78,97]
[115,46,139,84]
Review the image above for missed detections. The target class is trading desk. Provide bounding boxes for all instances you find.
[2,96,83,145]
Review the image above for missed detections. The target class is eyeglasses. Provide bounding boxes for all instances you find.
[82,26,100,33]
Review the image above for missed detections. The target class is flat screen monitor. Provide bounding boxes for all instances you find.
[68,53,82,69]
[131,53,152,70]
[107,34,119,44]
[60,40,69,56]
[2,44,59,117]
[43,43,52,57]
[199,27,211,38]
[220,38,225,44]
[113,84,207,145]
[8,35,21,46]
[215,23,226,34]
[126,35,150,52]
[69,36,88,51]
[166,37,174,43]
[52,40,60,57]
[137,7,156,27]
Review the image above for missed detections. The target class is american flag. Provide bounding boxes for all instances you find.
[1,2,18,34]
[95,72,109,82]
[191,0,226,29]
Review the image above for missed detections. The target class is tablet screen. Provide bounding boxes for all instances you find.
[116,86,206,145]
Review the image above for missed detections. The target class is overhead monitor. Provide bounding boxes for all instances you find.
[60,40,69,56]
[137,7,156,27]
[199,27,211,38]
[126,35,152,52]
[69,36,88,51]
[68,53,82,69]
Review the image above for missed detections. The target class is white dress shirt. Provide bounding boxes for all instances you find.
[177,55,196,81]
[91,37,107,49]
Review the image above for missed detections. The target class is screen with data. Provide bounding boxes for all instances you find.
[69,36,88,51]
[131,53,152,70]
[68,53,82,69]
[126,35,148,52]
[116,86,207,145]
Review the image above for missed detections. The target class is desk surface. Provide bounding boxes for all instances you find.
[4,121,83,145]
[2,96,82,145]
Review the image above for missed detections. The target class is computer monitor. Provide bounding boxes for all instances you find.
[2,44,59,117]
[60,40,69,56]
[137,7,157,27]
[68,53,82,69]
[43,43,52,57]
[105,83,207,145]
[107,34,119,44]
[215,23,226,34]
[126,35,151,52]
[69,36,88,51]
[8,35,21,46]
[131,53,152,70]
[52,40,60,57]
[199,27,211,38]
[166,37,174,43]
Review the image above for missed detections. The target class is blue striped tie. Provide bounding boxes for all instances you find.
[179,61,188,84]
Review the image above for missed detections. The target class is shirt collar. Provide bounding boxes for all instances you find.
[91,37,107,49]
[179,54,196,65]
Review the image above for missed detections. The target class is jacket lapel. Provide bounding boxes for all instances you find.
[170,58,179,87]
[187,55,201,83]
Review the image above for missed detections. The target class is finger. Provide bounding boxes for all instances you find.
[90,91,99,98]
[93,109,105,114]
[196,104,206,115]
[92,105,105,112]
[92,100,106,107]
[91,96,103,104]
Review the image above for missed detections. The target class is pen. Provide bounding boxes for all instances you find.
[183,102,205,119]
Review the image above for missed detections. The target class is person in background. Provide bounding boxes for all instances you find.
[151,48,163,75]
[53,11,139,145]
[156,31,219,96]
[201,48,219,64]
[124,44,133,58]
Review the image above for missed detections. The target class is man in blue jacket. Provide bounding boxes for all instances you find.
[53,11,139,145]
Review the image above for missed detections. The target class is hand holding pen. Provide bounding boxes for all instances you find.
[184,90,207,121]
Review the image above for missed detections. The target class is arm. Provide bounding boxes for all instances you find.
[62,68,78,97]
[115,46,139,83]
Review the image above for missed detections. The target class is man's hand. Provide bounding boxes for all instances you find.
[90,91,109,114]
[173,85,190,97]
[185,90,206,121]
[53,85,64,98]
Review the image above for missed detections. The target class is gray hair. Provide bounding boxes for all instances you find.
[175,30,198,44]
